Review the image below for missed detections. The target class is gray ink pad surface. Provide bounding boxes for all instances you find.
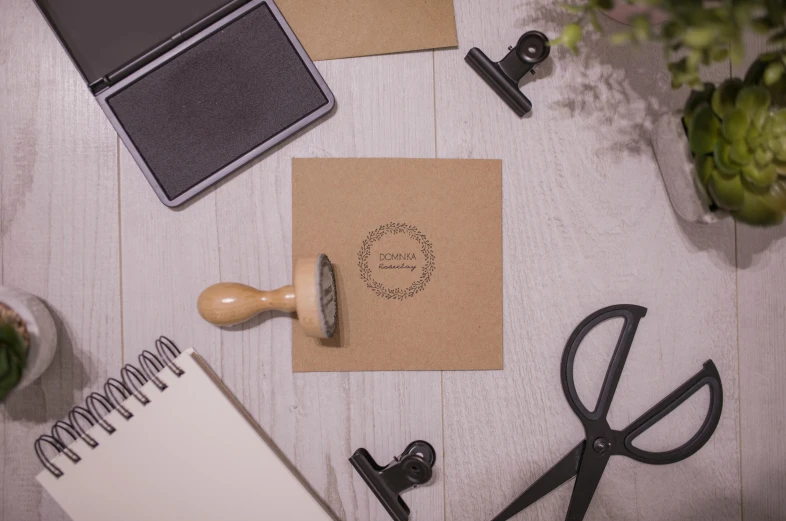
[34,0,333,206]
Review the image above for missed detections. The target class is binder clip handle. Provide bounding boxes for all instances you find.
[500,31,550,80]
[465,30,551,117]
[387,440,435,491]
[350,440,436,521]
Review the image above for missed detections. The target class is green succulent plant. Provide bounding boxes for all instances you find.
[684,74,786,225]
[555,0,786,90]
[0,322,28,401]
[554,1,786,224]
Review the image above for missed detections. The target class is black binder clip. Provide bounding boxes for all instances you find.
[349,440,436,521]
[465,31,551,116]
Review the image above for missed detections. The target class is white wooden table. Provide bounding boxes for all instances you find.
[1,0,785,519]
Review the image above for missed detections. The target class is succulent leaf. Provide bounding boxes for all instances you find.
[772,135,786,161]
[738,85,772,131]
[755,146,774,166]
[763,180,786,211]
[689,104,720,155]
[0,324,27,402]
[683,26,718,48]
[742,173,772,196]
[733,190,784,225]
[736,85,772,114]
[775,158,786,177]
[711,79,742,118]
[708,169,745,210]
[683,84,716,127]
[753,108,769,130]
[764,61,786,85]
[771,109,786,132]
[695,155,715,185]
[558,23,583,54]
[742,162,778,188]
[0,349,10,378]
[747,125,766,149]
[729,138,753,165]
[713,140,740,177]
[722,108,750,141]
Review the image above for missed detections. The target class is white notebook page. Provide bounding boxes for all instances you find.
[37,349,337,521]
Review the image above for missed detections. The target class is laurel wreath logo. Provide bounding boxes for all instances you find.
[357,222,435,300]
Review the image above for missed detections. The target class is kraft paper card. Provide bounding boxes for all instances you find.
[276,0,458,61]
[292,158,502,372]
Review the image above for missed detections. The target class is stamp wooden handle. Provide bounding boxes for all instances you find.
[197,255,337,338]
[197,282,296,327]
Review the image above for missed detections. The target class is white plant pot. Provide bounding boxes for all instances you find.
[0,287,58,391]
[651,112,728,224]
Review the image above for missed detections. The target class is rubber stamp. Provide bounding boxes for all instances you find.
[197,254,337,338]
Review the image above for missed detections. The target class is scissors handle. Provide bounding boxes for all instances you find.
[616,360,723,465]
[561,304,648,422]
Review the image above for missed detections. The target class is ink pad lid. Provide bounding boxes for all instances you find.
[35,0,246,93]
[33,0,334,206]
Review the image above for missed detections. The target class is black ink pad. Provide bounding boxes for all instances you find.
[34,0,334,206]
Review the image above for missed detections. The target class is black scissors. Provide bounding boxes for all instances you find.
[491,304,723,521]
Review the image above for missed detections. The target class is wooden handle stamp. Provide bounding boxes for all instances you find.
[197,255,337,338]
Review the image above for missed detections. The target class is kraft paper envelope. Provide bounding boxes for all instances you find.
[276,0,458,61]
[292,158,502,372]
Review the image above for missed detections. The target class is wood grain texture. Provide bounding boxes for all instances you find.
[733,36,786,521]
[211,54,444,521]
[0,0,121,520]
[736,225,786,521]
[118,145,222,378]
[7,0,785,520]
[197,282,299,325]
[435,1,741,520]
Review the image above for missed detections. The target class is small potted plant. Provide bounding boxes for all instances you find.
[554,0,786,225]
[0,287,57,401]
[0,307,30,401]
[670,67,786,225]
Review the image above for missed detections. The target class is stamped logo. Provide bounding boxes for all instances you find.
[357,222,435,300]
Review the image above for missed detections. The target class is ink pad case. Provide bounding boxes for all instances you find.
[34,0,334,206]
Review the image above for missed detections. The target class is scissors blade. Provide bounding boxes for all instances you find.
[490,442,584,521]
[564,447,610,521]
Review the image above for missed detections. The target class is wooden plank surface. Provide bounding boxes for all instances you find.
[117,52,444,521]
[737,224,786,521]
[434,1,741,520]
[737,221,786,521]
[733,37,786,521]
[0,0,121,519]
[209,53,444,521]
[5,0,786,519]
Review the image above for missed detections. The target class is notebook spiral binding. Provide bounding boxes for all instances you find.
[34,336,184,478]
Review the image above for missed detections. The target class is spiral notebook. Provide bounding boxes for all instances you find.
[34,341,337,521]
